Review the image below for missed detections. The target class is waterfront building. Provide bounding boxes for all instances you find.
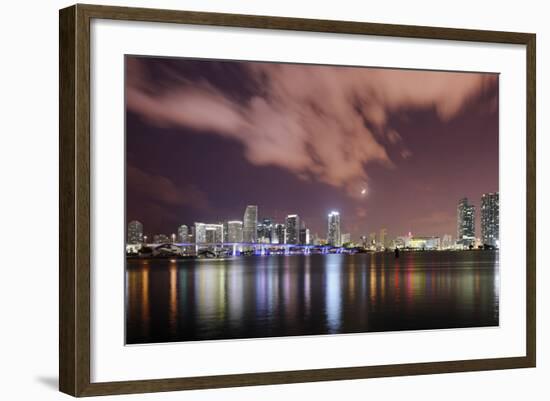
[194,223,224,244]
[481,192,499,248]
[222,222,229,242]
[394,237,406,249]
[369,232,377,249]
[152,233,170,244]
[127,220,143,244]
[327,211,341,246]
[227,220,244,243]
[273,223,285,244]
[257,218,273,243]
[265,218,273,243]
[271,227,277,244]
[457,197,476,248]
[257,222,266,243]
[341,233,351,244]
[205,224,224,243]
[442,234,453,249]
[409,236,441,250]
[243,205,258,243]
[311,233,320,245]
[194,223,206,244]
[177,224,188,243]
[379,228,387,249]
[299,227,311,245]
[286,214,300,244]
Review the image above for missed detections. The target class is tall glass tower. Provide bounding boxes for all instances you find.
[273,223,285,244]
[177,224,188,243]
[457,198,475,248]
[243,205,258,243]
[481,192,499,247]
[327,211,341,246]
[285,215,300,245]
[127,220,143,244]
[227,220,244,243]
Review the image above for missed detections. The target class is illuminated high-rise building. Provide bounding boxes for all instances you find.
[408,236,441,250]
[194,222,223,244]
[379,228,387,249]
[457,197,476,248]
[205,224,224,243]
[222,221,229,242]
[481,192,499,247]
[127,220,143,244]
[327,211,341,246]
[442,234,453,249]
[194,223,206,244]
[257,218,273,243]
[299,227,311,245]
[227,220,244,243]
[243,205,258,243]
[286,214,300,245]
[177,224,189,243]
[341,233,351,244]
[273,223,285,244]
[369,232,377,248]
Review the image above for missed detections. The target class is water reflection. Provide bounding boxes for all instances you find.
[168,261,177,336]
[325,255,343,333]
[126,251,499,344]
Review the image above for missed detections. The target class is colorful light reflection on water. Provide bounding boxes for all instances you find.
[126,251,499,344]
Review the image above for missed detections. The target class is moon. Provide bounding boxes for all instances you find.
[360,188,367,195]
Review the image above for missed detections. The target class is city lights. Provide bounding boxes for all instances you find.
[126,193,499,257]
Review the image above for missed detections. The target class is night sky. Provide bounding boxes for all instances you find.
[125,56,498,241]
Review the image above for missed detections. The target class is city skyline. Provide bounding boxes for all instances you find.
[126,56,498,240]
[127,191,499,249]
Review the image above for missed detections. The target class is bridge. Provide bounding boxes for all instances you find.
[138,242,351,257]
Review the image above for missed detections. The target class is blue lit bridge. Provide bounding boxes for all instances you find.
[141,242,353,257]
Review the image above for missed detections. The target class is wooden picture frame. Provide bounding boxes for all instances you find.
[59,3,536,397]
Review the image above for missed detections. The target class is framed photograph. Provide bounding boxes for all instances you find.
[59,4,536,397]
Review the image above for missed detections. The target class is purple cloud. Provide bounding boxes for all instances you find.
[127,165,210,210]
[126,58,496,199]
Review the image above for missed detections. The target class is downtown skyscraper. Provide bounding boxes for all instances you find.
[273,223,285,244]
[127,220,143,244]
[481,192,499,247]
[257,218,273,244]
[327,211,341,246]
[285,214,300,245]
[227,220,244,243]
[243,205,258,243]
[177,224,188,243]
[194,223,224,244]
[457,197,475,248]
